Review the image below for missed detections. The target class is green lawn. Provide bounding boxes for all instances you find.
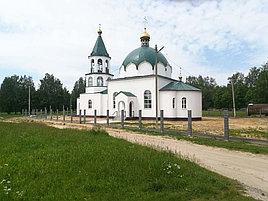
[0,113,22,120]
[0,122,255,201]
[202,110,248,117]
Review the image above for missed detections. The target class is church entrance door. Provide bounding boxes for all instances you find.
[118,101,125,118]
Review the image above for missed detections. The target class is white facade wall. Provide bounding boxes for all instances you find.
[119,62,172,79]
[160,91,202,118]
[77,93,108,116]
[108,76,176,118]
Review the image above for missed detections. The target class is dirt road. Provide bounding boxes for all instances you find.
[108,129,268,201]
[8,118,268,200]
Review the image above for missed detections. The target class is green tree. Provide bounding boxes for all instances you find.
[0,75,20,113]
[18,75,36,112]
[71,77,85,110]
[186,75,217,110]
[255,63,268,103]
[37,73,67,110]
[228,72,247,109]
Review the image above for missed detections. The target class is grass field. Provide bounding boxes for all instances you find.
[0,113,22,120]
[0,121,255,201]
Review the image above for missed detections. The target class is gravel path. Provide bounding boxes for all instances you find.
[108,129,268,201]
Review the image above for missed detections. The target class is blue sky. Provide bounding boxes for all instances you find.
[0,0,267,90]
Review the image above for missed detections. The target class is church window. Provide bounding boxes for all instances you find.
[97,77,103,86]
[88,100,92,109]
[91,59,95,72]
[98,59,103,72]
[105,60,109,73]
[144,90,152,109]
[113,92,118,109]
[182,97,186,109]
[172,98,176,108]
[88,77,93,87]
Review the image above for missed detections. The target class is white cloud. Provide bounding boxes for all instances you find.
[0,0,267,90]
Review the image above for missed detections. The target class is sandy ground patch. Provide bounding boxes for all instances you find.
[126,117,268,138]
[6,117,268,200]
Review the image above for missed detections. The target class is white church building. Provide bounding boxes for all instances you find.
[77,27,202,120]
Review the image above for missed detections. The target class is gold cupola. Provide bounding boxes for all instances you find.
[140,28,150,47]
[98,24,102,35]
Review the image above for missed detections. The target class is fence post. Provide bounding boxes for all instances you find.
[40,109,43,119]
[139,110,142,129]
[160,110,164,133]
[188,110,192,136]
[121,110,124,128]
[56,109,58,121]
[224,110,229,141]
[94,110,97,125]
[22,109,24,117]
[79,110,82,124]
[63,106,65,122]
[107,110,109,126]
[24,109,27,117]
[83,109,86,124]
[50,108,52,120]
[45,108,47,119]
[71,109,73,123]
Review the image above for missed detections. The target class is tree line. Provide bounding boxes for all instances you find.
[0,73,85,114]
[0,63,267,113]
[186,63,268,110]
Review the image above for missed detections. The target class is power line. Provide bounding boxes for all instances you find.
[164,54,196,78]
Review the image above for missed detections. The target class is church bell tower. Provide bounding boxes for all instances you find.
[85,25,113,93]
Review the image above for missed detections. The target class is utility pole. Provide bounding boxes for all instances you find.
[155,45,158,129]
[28,86,30,116]
[155,44,164,129]
[231,79,236,118]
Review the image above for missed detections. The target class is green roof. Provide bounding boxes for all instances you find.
[91,36,109,57]
[160,82,200,91]
[100,89,107,94]
[116,91,136,97]
[122,46,168,69]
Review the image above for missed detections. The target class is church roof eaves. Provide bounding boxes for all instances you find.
[116,91,136,97]
[160,81,200,91]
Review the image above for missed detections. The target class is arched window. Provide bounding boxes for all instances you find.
[172,98,176,108]
[88,77,93,87]
[91,59,94,72]
[97,59,103,72]
[144,90,152,108]
[182,97,186,109]
[88,100,92,109]
[113,92,118,109]
[105,60,109,73]
[97,77,103,86]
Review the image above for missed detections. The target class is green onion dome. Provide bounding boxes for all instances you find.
[122,46,168,70]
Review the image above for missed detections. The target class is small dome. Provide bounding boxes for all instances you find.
[122,46,168,69]
[140,28,150,39]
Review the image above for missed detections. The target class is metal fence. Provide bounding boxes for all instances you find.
[21,108,268,145]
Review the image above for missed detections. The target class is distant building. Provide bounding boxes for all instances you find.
[77,27,202,120]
